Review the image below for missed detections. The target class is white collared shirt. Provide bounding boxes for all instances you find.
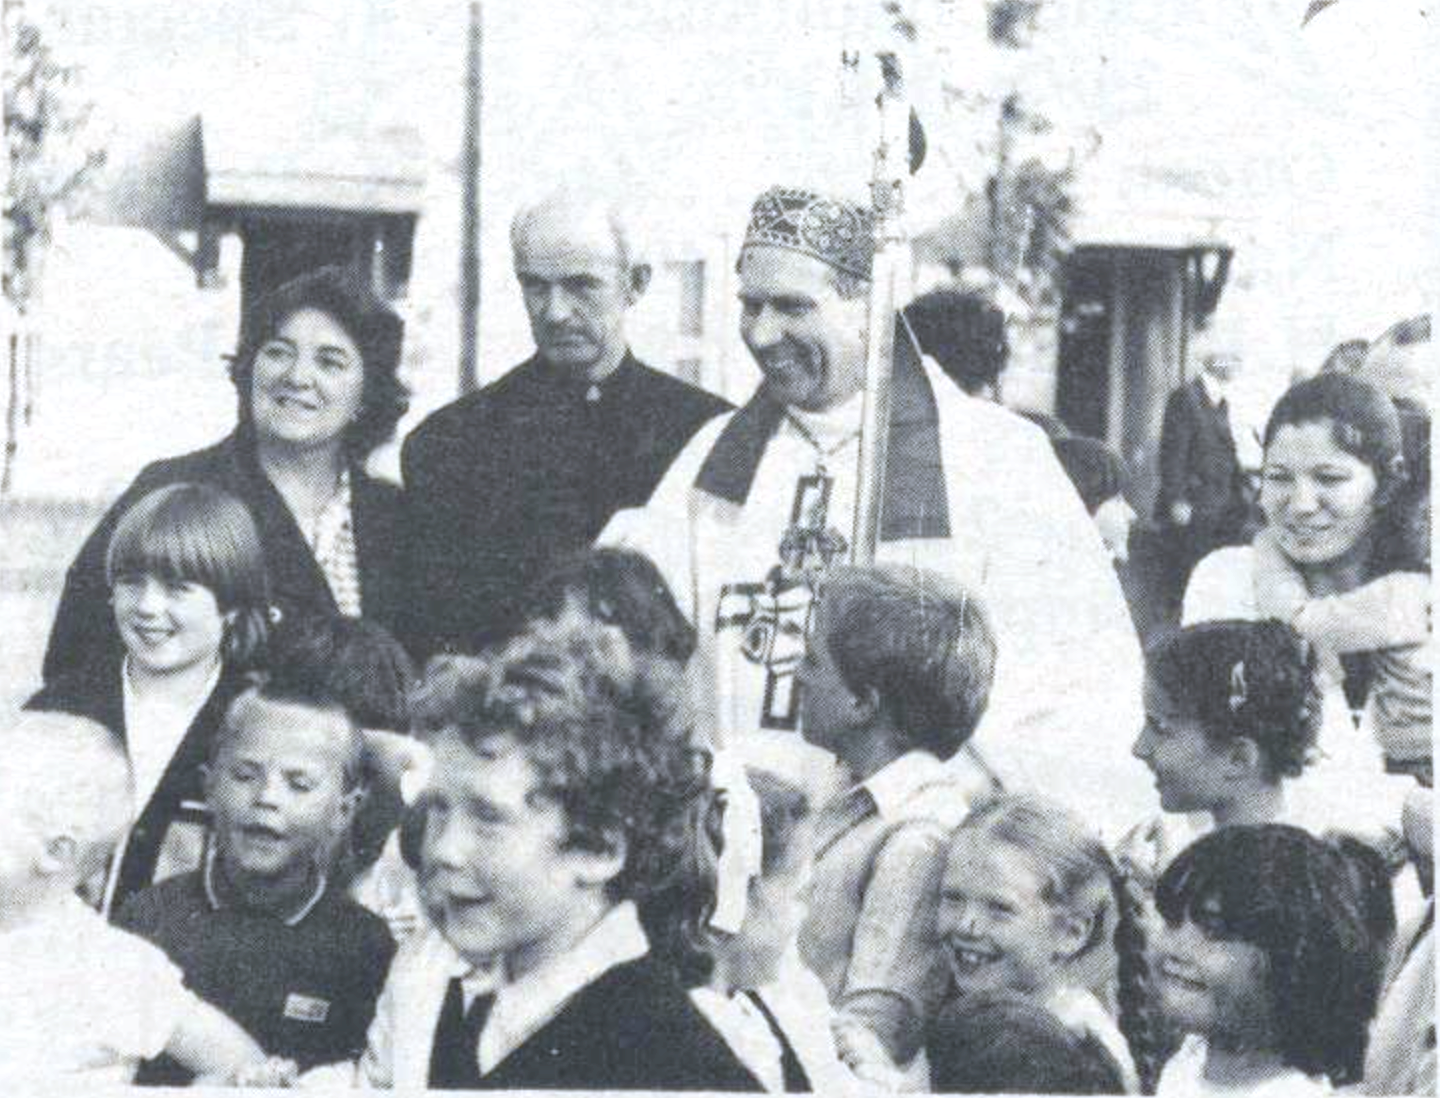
[862,749,995,823]
[477,900,649,1074]
[690,987,785,1093]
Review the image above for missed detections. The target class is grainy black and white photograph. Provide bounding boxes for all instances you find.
[0,0,1434,1092]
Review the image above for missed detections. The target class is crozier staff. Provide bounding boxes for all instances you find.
[44,266,409,681]
[602,185,1151,834]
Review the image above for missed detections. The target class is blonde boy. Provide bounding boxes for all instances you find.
[0,712,283,1085]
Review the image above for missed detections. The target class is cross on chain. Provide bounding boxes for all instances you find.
[715,472,850,729]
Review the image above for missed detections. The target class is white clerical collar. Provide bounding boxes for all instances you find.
[861,750,950,822]
[785,391,865,451]
[479,900,649,1074]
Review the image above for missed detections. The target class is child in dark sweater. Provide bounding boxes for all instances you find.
[119,659,395,1084]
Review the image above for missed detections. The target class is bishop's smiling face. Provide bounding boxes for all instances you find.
[737,245,869,412]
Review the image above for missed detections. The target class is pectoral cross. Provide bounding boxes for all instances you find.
[715,472,850,729]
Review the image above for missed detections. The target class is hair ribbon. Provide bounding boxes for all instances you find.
[708,748,763,934]
[1228,660,1248,712]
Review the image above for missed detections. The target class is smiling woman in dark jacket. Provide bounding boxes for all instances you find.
[43,266,410,683]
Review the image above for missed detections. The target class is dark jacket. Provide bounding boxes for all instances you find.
[400,352,730,658]
[42,431,406,682]
[1155,376,1247,537]
[459,956,762,1091]
[27,655,246,914]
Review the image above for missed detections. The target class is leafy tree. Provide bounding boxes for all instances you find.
[3,0,105,491]
[5,0,106,311]
[985,90,1074,307]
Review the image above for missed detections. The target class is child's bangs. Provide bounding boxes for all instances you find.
[109,506,224,590]
[105,485,260,604]
[1155,840,1279,947]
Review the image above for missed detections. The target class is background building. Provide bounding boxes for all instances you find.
[2,0,1433,711]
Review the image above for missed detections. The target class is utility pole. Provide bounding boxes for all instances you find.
[457,0,482,395]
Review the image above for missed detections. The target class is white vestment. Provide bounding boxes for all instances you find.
[602,359,1152,836]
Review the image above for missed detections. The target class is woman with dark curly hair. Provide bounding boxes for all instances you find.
[357,624,762,1090]
[43,266,411,682]
[1182,373,1421,842]
[1153,825,1384,1094]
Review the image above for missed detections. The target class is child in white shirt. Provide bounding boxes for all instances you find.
[0,711,289,1086]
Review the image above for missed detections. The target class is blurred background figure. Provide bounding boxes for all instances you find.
[1153,322,1252,620]
[902,289,1009,402]
[1051,435,1136,564]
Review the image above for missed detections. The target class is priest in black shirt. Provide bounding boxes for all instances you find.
[400,186,731,658]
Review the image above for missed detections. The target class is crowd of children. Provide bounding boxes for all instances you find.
[0,475,1432,1094]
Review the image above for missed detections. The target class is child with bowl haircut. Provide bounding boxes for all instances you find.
[795,565,999,1079]
[0,712,284,1086]
[117,656,395,1084]
[28,482,272,914]
[355,626,763,1090]
[1153,824,1382,1094]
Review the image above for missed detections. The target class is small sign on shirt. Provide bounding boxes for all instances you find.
[283,993,331,1024]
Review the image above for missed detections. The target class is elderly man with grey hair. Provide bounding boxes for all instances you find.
[400,186,731,658]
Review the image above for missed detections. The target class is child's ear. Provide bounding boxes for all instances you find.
[853,684,883,724]
[338,784,366,826]
[626,263,652,303]
[1227,737,1264,779]
[571,830,628,890]
[1051,909,1094,963]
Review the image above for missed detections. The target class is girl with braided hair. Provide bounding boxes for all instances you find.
[1153,824,1382,1094]
[930,793,1161,1093]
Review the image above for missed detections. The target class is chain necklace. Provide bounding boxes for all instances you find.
[784,412,861,476]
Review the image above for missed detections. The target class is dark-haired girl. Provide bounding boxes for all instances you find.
[1153,824,1382,1094]
[1183,373,1419,841]
[44,266,409,684]
[1123,620,1324,888]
